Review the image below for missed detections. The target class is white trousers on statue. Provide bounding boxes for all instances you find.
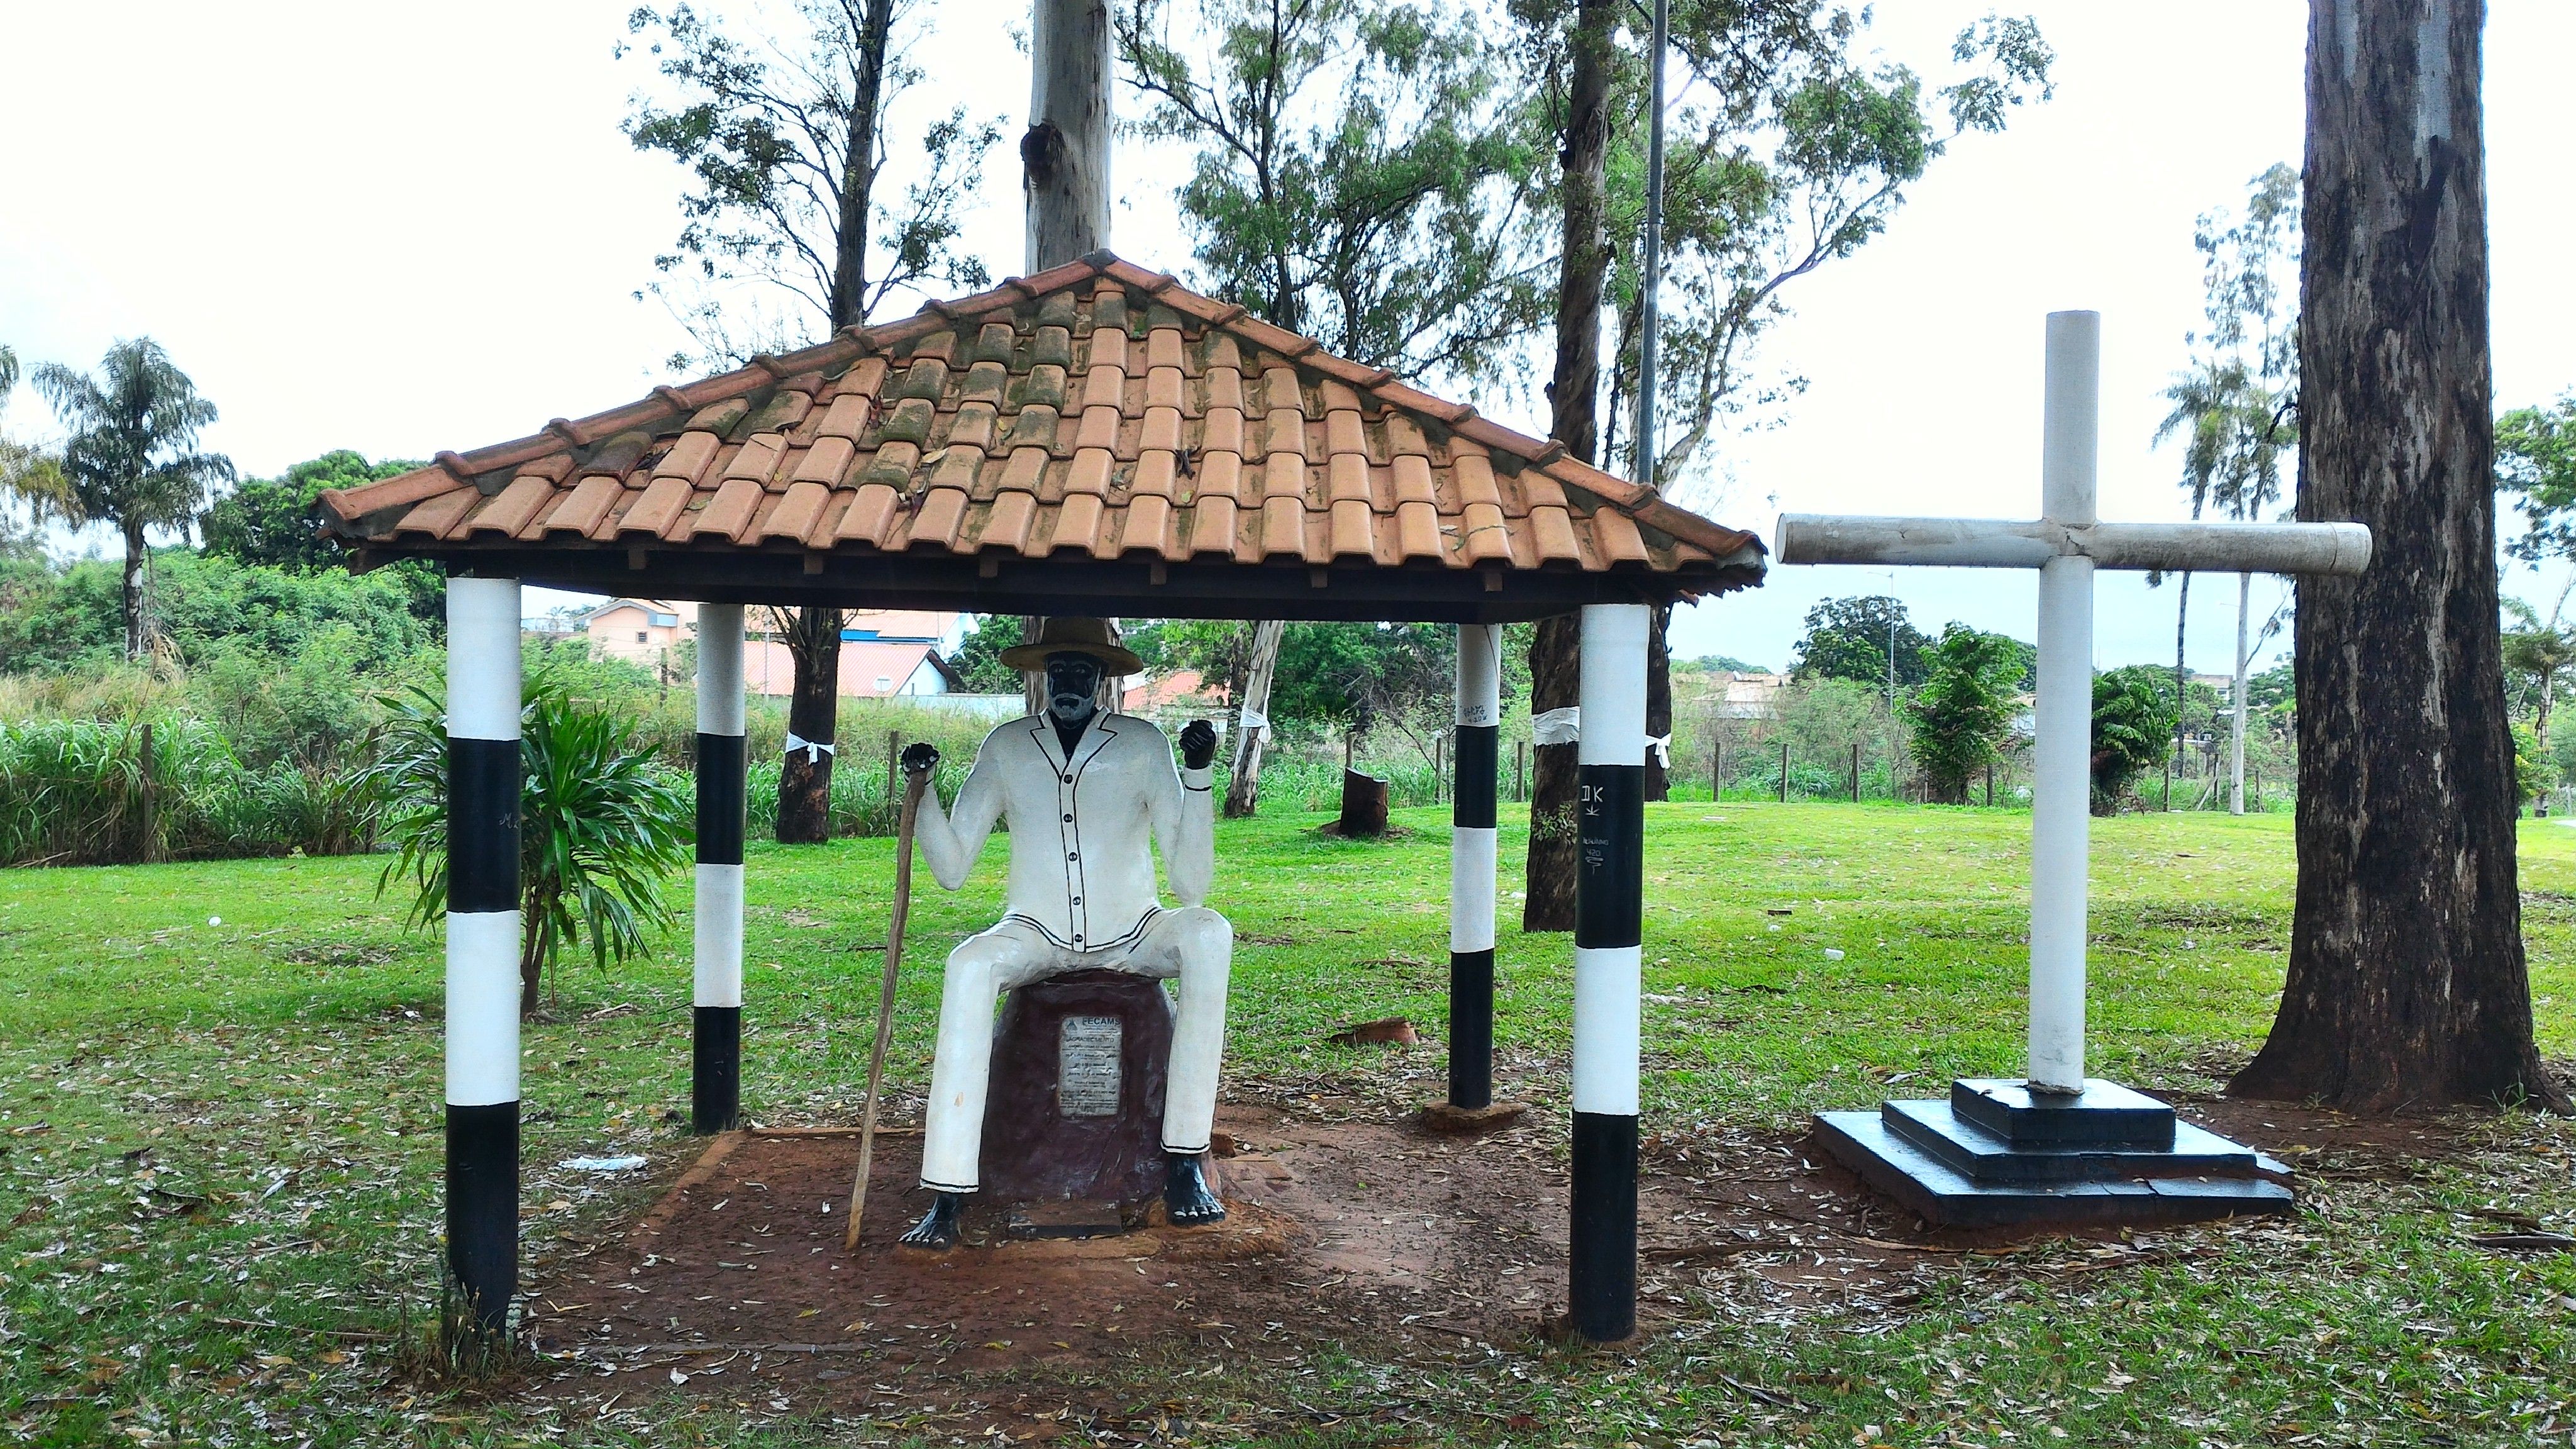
[918,906,1231,1192]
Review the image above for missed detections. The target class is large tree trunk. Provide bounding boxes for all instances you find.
[121,519,148,662]
[1024,0,1111,272]
[1522,0,1616,933]
[2231,0,2567,1112]
[1224,619,1285,818]
[775,607,843,843]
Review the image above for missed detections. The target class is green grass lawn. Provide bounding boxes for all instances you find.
[4,802,2573,1446]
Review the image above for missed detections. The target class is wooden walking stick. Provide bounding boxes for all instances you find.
[846,757,931,1250]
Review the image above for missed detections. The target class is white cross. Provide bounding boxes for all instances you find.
[1774,311,2370,1095]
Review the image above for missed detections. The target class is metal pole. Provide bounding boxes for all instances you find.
[2229,572,2251,814]
[1631,0,1670,491]
[1778,741,1789,804]
[693,604,747,1133]
[1571,603,1648,1343]
[2029,311,2100,1096]
[1851,742,1860,802]
[1449,625,1501,1111]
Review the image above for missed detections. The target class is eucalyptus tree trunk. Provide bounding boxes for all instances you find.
[1522,0,1617,933]
[828,0,895,330]
[2231,0,2567,1112]
[1024,0,1111,271]
[1018,3,1113,721]
[1224,619,1287,817]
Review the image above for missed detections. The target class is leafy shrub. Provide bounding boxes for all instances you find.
[2092,665,2178,813]
[2514,722,2558,804]
[0,548,430,675]
[189,626,387,773]
[1904,625,2028,802]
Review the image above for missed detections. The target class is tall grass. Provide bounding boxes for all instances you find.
[0,716,375,866]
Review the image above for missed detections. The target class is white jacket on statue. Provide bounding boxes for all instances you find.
[913,712,1214,951]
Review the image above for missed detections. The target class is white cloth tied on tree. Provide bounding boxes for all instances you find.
[1236,706,1269,733]
[783,732,836,763]
[1531,706,1581,745]
[1648,733,1672,768]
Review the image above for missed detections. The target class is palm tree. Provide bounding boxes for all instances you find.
[2153,164,2301,812]
[23,339,233,660]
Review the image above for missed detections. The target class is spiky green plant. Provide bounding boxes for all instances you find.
[372,679,694,1016]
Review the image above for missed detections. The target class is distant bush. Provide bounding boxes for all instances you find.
[0,548,428,675]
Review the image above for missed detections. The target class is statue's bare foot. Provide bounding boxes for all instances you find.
[1165,1152,1225,1226]
[897,1191,963,1249]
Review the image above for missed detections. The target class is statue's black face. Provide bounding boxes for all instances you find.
[1045,653,1104,724]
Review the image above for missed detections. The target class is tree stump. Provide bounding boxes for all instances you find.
[1336,769,1390,836]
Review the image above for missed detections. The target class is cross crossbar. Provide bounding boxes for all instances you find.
[1775,516,2370,576]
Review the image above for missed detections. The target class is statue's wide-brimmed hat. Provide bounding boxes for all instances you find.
[997,616,1142,675]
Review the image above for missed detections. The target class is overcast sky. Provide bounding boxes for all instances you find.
[4,1,2571,674]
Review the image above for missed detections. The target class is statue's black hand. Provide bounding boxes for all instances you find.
[899,741,940,777]
[1179,719,1218,770]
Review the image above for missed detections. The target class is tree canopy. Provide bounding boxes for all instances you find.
[1118,0,1547,385]
[1567,5,2055,494]
[1790,594,1930,692]
[2153,163,2301,533]
[2497,392,2576,565]
[620,0,1000,365]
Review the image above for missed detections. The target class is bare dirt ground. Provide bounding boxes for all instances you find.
[505,1084,2470,1435]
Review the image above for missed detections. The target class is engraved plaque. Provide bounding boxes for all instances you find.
[1057,1015,1124,1117]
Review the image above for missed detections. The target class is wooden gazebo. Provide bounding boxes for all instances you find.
[319,251,1765,1344]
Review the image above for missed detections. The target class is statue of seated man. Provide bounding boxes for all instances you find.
[896,617,1230,1249]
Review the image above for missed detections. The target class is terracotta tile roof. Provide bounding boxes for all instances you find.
[316,253,1762,613]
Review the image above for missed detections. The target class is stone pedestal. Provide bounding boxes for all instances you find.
[1816,1078,2293,1228]
[977,969,1175,1229]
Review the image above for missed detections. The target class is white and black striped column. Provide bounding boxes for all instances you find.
[693,604,747,1133]
[1448,623,1501,1109]
[1572,602,1648,1343]
[445,575,521,1336]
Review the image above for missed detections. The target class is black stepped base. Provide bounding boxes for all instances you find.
[1951,1077,2175,1150]
[1883,1100,2264,1186]
[1816,1078,2294,1229]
